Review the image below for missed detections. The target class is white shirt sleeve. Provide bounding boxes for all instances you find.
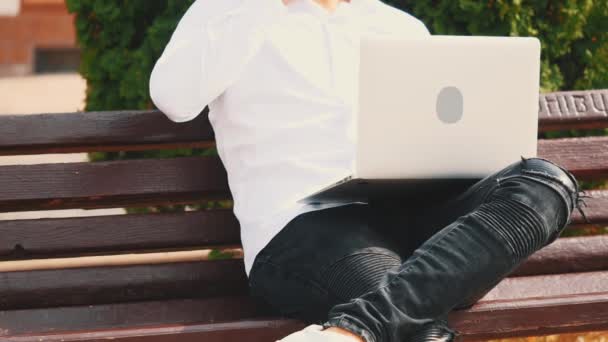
[149,0,286,123]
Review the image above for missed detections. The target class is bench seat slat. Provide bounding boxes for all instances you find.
[0,90,605,156]
[2,319,307,342]
[2,271,608,341]
[0,137,606,212]
[0,297,265,338]
[0,210,239,258]
[1,235,606,310]
[451,290,608,340]
[0,260,247,310]
[0,110,214,156]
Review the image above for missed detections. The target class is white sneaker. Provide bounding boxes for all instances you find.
[276,324,361,342]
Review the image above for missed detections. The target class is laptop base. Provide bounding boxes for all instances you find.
[299,177,482,206]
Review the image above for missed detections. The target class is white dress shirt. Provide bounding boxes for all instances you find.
[149,0,430,277]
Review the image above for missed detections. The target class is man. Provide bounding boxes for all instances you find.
[149,1,584,341]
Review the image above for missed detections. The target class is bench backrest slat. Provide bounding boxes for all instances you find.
[537,136,608,179]
[0,138,605,212]
[0,192,602,260]
[538,89,608,132]
[0,90,606,156]
[0,110,214,156]
[0,157,229,212]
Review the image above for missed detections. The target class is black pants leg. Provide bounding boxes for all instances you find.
[248,157,583,342]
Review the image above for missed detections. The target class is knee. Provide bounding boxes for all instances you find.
[494,157,579,229]
[519,157,579,201]
[476,157,582,257]
[321,248,402,302]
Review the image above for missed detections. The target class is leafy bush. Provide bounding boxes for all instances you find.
[67,0,607,116]
[387,0,608,92]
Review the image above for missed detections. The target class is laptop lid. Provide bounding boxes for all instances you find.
[355,35,541,180]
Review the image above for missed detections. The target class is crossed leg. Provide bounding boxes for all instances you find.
[321,157,581,342]
[249,157,581,342]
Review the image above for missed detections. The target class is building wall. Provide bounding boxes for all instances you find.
[0,0,76,76]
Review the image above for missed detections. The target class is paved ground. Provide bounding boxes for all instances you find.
[0,73,125,219]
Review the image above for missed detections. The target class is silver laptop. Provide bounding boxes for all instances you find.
[299,35,541,204]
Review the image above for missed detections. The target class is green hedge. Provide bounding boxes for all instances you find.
[67,0,607,115]
[66,1,607,231]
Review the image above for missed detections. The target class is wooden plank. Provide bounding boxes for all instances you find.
[0,90,605,156]
[538,89,608,132]
[0,137,605,212]
[451,292,608,341]
[476,270,608,302]
[0,109,214,156]
[2,272,608,341]
[0,156,229,212]
[569,189,608,226]
[538,136,608,179]
[2,234,607,310]
[2,319,307,342]
[0,248,244,272]
[0,259,247,310]
[0,189,604,258]
[0,297,266,337]
[0,189,605,259]
[510,235,608,277]
[0,209,239,258]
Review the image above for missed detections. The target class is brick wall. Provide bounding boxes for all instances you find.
[0,0,76,76]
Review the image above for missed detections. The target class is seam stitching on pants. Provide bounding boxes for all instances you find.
[356,219,467,309]
[317,251,402,280]
[492,174,572,229]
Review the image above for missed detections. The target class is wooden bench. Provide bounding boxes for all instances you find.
[0,89,607,341]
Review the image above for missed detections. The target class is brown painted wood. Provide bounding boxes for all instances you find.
[510,235,608,277]
[2,319,308,342]
[0,297,266,337]
[538,89,608,132]
[0,138,605,212]
[451,291,608,341]
[569,189,608,226]
[3,319,306,342]
[2,271,608,341]
[0,156,229,212]
[2,234,606,310]
[0,90,605,156]
[538,136,608,179]
[0,190,605,259]
[0,209,239,258]
[478,270,608,302]
[0,259,247,310]
[0,109,214,156]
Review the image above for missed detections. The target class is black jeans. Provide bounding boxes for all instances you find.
[247,157,586,342]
